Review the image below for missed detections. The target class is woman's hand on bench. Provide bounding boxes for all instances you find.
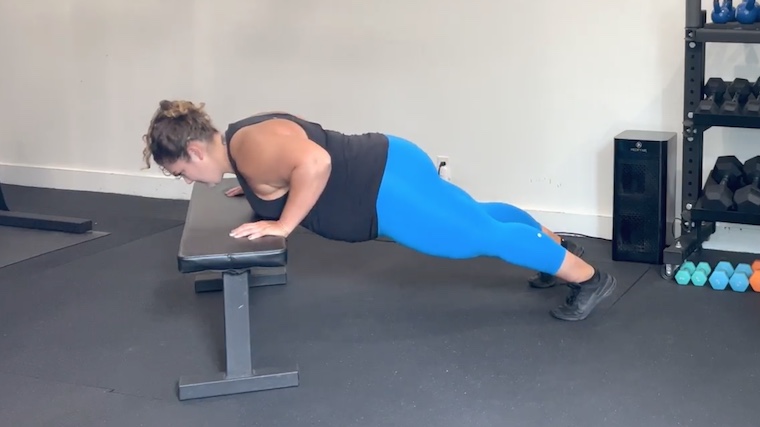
[224,186,244,197]
[230,220,290,240]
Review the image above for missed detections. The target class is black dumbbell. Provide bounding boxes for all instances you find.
[752,76,760,97]
[720,78,753,114]
[729,78,753,103]
[701,155,744,211]
[698,78,728,114]
[734,156,760,214]
[743,93,760,115]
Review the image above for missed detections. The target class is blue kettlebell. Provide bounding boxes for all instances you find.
[713,0,733,23]
[725,0,737,21]
[736,0,759,24]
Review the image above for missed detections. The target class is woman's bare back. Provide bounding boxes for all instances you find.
[228,112,314,201]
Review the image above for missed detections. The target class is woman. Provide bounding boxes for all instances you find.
[142,100,617,321]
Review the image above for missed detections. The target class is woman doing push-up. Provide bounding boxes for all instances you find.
[142,100,617,321]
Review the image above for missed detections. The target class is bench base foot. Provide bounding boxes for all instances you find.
[180,269,298,401]
[178,367,299,401]
[194,267,287,293]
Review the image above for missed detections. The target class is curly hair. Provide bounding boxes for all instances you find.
[142,100,219,169]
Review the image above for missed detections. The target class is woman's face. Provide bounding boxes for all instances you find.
[162,142,223,186]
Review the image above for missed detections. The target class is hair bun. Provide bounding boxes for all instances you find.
[159,100,203,118]
[159,100,174,111]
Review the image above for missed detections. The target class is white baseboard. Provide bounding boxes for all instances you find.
[4,163,757,255]
[4,163,760,253]
[1,162,617,239]
[0,162,193,200]
[526,209,613,240]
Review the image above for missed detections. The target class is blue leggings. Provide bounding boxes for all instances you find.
[375,135,568,275]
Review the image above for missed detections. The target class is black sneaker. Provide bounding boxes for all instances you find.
[528,238,585,289]
[550,270,617,321]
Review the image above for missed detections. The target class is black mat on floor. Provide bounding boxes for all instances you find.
[0,184,185,284]
[0,216,183,284]
[1,224,713,427]
[0,226,109,268]
[3,179,760,427]
[0,371,227,427]
[0,183,189,222]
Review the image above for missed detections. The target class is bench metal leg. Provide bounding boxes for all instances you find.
[178,270,299,400]
[194,267,287,293]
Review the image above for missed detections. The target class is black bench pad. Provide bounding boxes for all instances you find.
[177,179,287,274]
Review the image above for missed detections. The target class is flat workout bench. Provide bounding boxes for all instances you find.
[176,179,299,400]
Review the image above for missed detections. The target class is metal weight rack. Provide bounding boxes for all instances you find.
[661,0,760,278]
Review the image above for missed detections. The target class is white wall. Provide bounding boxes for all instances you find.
[1,0,759,240]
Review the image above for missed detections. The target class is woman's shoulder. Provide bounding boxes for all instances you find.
[251,110,306,120]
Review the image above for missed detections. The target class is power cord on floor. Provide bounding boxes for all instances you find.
[672,217,682,238]
[555,232,610,242]
[556,217,683,242]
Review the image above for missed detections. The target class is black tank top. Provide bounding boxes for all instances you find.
[224,113,389,242]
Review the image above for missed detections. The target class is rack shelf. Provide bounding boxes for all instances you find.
[693,23,760,44]
[690,206,760,226]
[691,112,760,129]
[661,0,760,275]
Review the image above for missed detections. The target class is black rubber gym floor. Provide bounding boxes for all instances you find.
[2,184,760,427]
